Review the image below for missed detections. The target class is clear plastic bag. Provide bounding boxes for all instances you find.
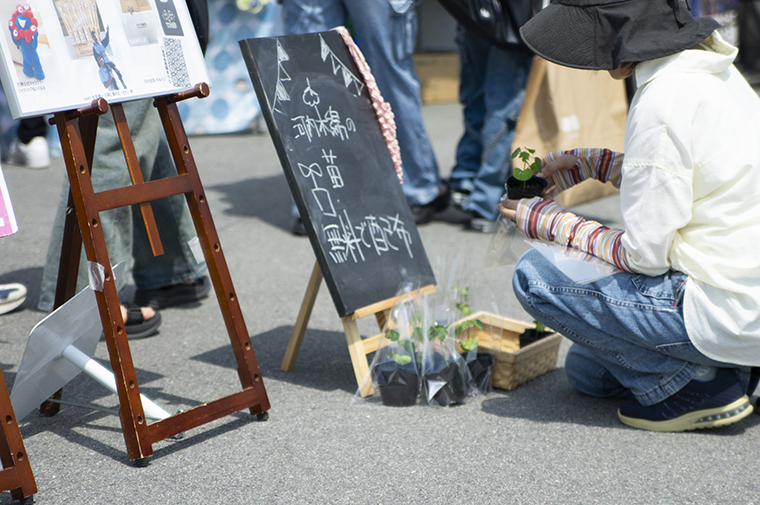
[484,215,531,268]
[354,282,423,407]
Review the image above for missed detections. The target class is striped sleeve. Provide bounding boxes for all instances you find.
[515,197,634,272]
[544,148,623,192]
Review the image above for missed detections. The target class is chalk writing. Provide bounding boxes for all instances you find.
[270,34,416,266]
[291,79,355,142]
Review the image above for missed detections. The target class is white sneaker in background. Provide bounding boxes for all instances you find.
[0,283,27,315]
[8,136,51,169]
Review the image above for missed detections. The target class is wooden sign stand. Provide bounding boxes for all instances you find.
[281,260,434,397]
[41,84,270,464]
[0,369,36,504]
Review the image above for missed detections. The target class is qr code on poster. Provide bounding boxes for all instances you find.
[162,38,190,88]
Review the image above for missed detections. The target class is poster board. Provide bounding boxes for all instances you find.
[0,0,209,118]
[0,162,17,237]
[240,31,436,318]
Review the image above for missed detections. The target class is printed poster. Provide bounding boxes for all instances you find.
[0,0,210,118]
[0,162,18,237]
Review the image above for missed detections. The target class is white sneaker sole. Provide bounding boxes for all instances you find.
[618,395,753,432]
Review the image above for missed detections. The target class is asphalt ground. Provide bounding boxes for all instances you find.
[1,101,759,504]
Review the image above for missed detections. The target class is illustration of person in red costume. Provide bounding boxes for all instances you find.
[8,4,44,80]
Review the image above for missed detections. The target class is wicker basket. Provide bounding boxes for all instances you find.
[455,311,563,391]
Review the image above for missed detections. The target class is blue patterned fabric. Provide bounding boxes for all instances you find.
[178,0,284,134]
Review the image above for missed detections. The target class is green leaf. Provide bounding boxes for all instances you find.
[513,166,533,182]
[533,320,546,333]
[385,329,399,342]
[387,351,412,366]
[412,326,424,343]
[512,147,542,181]
[399,340,415,355]
[428,324,448,342]
[456,302,473,317]
[460,337,478,351]
[472,319,484,330]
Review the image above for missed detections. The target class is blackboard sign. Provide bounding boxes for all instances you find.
[240,31,436,318]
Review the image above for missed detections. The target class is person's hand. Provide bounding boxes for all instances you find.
[538,154,578,197]
[497,199,518,222]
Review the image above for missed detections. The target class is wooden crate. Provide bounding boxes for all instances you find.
[413,52,459,104]
[456,311,563,391]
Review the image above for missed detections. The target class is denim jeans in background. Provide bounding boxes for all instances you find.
[447,28,533,220]
[512,249,745,406]
[38,99,207,312]
[282,0,441,207]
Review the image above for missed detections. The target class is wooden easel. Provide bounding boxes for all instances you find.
[281,260,434,397]
[41,84,270,463]
[0,369,36,503]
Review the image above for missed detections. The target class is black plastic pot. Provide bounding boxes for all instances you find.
[375,362,420,407]
[506,175,548,200]
[424,354,469,406]
[461,352,495,395]
[518,329,552,348]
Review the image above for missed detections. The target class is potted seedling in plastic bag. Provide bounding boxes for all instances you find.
[358,283,422,407]
[452,286,494,395]
[419,293,471,406]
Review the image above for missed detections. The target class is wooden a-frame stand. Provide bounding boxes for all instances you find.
[40,84,270,463]
[281,260,434,397]
[0,369,36,503]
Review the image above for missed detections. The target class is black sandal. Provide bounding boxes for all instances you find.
[123,302,162,339]
[133,276,211,309]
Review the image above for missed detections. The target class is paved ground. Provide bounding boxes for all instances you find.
[0,101,758,505]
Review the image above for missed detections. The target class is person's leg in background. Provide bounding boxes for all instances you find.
[8,116,50,169]
[447,26,488,212]
[281,0,347,235]
[131,134,209,309]
[345,0,446,224]
[461,41,532,232]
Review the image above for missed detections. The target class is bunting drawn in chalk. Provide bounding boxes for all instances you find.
[319,34,365,96]
[271,39,292,113]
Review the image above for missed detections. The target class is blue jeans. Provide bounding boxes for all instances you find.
[448,28,533,220]
[38,99,207,312]
[512,249,743,406]
[282,0,440,207]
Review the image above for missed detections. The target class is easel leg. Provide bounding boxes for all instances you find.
[281,261,323,372]
[342,317,374,397]
[0,371,37,501]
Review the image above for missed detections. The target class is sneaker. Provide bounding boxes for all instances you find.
[465,212,497,233]
[292,217,307,236]
[409,183,450,225]
[450,190,470,211]
[8,137,50,169]
[0,283,27,315]
[617,368,753,432]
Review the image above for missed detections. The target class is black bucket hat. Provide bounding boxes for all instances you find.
[519,0,721,70]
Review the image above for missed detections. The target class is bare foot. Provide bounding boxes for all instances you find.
[120,304,156,322]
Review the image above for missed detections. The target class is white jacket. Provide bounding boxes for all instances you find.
[623,32,760,365]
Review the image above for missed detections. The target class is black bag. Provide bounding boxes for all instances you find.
[184,0,209,55]
[739,0,760,72]
[436,0,544,50]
